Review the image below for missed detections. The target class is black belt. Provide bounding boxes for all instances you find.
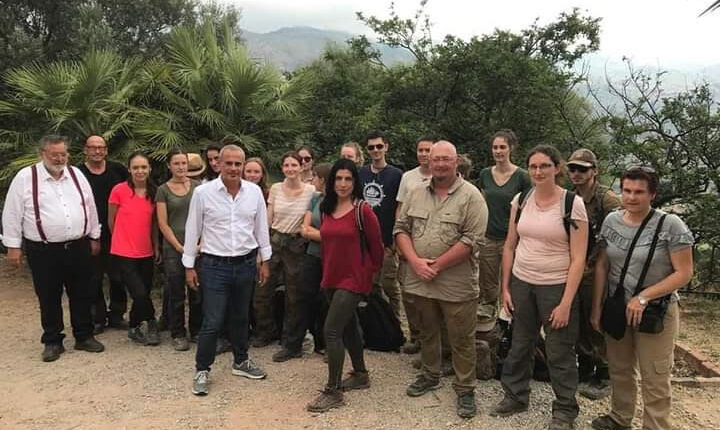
[201,249,258,264]
[25,237,88,250]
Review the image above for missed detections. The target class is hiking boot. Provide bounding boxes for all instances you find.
[456,392,477,419]
[402,340,421,354]
[406,375,441,397]
[42,343,65,362]
[272,348,303,362]
[232,359,267,379]
[74,337,105,353]
[145,320,160,346]
[306,388,344,413]
[216,337,232,354]
[591,415,631,430]
[341,370,370,391]
[548,417,575,430]
[107,318,129,330]
[93,323,105,335]
[192,370,209,396]
[578,378,611,400]
[489,396,528,417]
[128,326,147,345]
[172,337,190,351]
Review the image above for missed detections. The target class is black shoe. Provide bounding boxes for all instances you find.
[107,318,129,330]
[216,338,232,354]
[456,392,477,419]
[189,333,199,343]
[406,375,441,397]
[42,343,65,362]
[272,348,303,362]
[490,396,528,417]
[74,337,105,353]
[145,320,160,346]
[93,323,105,335]
[578,377,611,400]
[591,415,630,430]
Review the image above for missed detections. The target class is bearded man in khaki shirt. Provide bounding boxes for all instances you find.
[394,140,488,419]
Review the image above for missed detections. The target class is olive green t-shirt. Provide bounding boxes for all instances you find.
[477,167,532,240]
[156,180,200,251]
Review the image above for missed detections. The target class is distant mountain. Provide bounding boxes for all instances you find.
[240,26,414,71]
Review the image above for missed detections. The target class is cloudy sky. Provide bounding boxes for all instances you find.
[223,0,719,68]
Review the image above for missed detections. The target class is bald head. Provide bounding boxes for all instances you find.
[84,135,108,164]
[429,140,459,184]
[430,140,458,157]
[86,135,106,146]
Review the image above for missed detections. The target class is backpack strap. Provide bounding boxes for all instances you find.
[355,200,368,258]
[67,166,88,236]
[513,188,533,225]
[563,190,579,237]
[31,165,48,243]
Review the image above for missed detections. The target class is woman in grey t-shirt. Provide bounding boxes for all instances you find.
[590,167,694,430]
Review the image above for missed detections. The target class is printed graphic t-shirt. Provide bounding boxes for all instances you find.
[359,164,403,246]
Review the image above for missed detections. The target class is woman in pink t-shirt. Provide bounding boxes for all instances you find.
[109,152,160,346]
[491,145,588,429]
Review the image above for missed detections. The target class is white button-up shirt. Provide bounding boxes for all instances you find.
[2,162,101,247]
[182,177,271,268]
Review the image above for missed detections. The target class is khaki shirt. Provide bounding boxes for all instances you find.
[577,181,621,275]
[393,177,488,302]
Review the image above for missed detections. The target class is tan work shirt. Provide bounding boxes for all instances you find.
[393,177,488,302]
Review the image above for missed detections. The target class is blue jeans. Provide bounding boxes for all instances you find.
[195,251,257,372]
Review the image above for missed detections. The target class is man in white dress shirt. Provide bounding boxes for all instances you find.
[2,135,105,362]
[183,144,272,396]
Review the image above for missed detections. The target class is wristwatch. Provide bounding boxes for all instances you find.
[637,295,648,306]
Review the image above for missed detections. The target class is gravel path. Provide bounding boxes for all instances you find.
[0,258,717,429]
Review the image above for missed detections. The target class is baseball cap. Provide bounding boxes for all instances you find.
[567,148,597,168]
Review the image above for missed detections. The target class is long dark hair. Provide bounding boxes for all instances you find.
[126,152,157,201]
[320,159,363,215]
[204,142,221,181]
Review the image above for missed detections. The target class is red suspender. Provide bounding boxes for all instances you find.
[67,166,88,236]
[31,165,48,242]
[30,165,89,242]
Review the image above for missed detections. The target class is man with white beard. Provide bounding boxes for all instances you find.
[2,135,105,362]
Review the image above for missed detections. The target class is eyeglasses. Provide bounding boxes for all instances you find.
[431,156,455,163]
[85,145,107,152]
[301,156,312,163]
[367,143,384,151]
[568,165,591,173]
[528,163,554,171]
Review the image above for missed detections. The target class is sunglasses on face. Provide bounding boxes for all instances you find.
[568,165,591,173]
[301,156,312,163]
[367,143,384,151]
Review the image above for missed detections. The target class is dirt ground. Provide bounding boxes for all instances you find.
[1,257,719,430]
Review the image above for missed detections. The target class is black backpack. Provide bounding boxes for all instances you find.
[357,291,406,352]
[514,188,579,236]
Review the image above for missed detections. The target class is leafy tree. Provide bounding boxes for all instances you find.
[591,63,720,285]
[298,4,604,172]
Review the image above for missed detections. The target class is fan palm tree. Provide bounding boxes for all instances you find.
[0,50,143,181]
[134,19,311,161]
